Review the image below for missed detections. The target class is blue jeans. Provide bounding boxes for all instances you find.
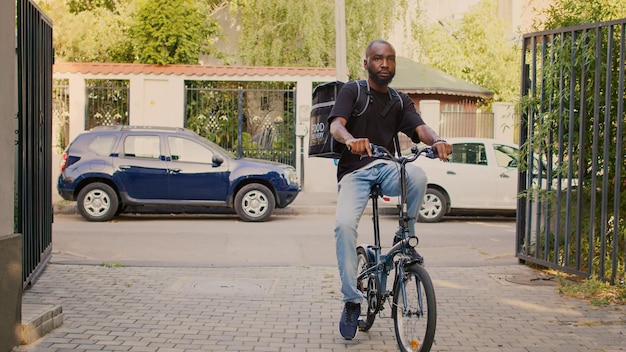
[335,160,427,303]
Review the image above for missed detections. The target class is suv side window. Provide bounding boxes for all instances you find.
[168,136,213,163]
[449,143,487,165]
[123,135,161,159]
[87,135,117,156]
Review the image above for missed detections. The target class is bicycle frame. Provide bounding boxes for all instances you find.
[357,146,428,315]
[356,144,438,351]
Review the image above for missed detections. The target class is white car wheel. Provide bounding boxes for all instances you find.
[418,188,448,223]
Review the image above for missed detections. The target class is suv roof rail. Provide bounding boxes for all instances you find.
[90,125,188,133]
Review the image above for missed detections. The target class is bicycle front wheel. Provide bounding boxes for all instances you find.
[392,263,437,352]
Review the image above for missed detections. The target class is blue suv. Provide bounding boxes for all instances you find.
[58,126,300,222]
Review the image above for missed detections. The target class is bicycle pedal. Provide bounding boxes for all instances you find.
[357,319,367,330]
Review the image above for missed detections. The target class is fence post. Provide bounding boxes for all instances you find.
[237,87,243,158]
[69,76,85,141]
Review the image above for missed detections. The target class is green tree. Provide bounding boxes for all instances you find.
[129,0,222,64]
[38,0,134,62]
[66,0,118,13]
[532,0,626,30]
[230,0,410,79]
[418,0,520,105]
[38,0,223,64]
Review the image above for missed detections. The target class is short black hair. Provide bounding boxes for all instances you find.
[365,39,393,58]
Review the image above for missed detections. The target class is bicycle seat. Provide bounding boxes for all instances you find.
[369,184,382,198]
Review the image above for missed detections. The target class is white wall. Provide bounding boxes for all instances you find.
[493,102,516,143]
[53,70,516,198]
[53,70,341,194]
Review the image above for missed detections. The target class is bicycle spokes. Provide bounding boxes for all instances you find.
[393,265,436,352]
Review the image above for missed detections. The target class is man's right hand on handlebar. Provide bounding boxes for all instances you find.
[346,138,372,157]
[431,139,452,162]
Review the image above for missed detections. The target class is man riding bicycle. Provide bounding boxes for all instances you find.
[328,39,452,340]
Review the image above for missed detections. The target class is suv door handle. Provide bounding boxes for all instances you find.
[168,169,181,174]
[446,171,456,175]
[119,165,130,170]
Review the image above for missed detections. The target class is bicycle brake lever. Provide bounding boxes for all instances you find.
[422,147,438,159]
[370,144,389,158]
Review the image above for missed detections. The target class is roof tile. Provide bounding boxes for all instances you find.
[53,62,336,78]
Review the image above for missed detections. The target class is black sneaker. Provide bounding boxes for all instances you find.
[339,302,360,340]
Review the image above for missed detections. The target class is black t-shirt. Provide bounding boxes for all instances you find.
[328,80,425,182]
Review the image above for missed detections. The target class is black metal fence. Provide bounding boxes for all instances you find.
[85,79,129,129]
[185,82,297,167]
[518,19,625,284]
[17,0,54,288]
[52,79,70,153]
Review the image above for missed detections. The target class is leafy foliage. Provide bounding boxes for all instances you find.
[418,0,520,105]
[66,0,118,13]
[39,0,223,64]
[184,81,297,165]
[41,0,410,70]
[533,0,626,30]
[129,0,221,64]
[558,276,626,306]
[230,0,408,79]
[519,0,625,283]
[39,1,135,62]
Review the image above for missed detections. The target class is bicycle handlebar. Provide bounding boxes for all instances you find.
[369,143,439,163]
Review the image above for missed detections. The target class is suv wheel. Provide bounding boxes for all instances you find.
[77,182,119,222]
[418,188,447,223]
[234,184,275,222]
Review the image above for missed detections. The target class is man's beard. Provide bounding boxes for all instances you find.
[367,66,395,85]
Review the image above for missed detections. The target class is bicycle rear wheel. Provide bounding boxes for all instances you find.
[392,263,436,352]
[356,247,377,331]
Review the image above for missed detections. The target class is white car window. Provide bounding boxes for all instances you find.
[493,144,518,168]
[449,143,487,165]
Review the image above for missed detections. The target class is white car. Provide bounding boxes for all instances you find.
[385,138,520,222]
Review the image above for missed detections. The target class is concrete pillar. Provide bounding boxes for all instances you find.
[419,100,441,135]
[0,1,21,350]
[128,76,143,125]
[68,75,86,140]
[493,102,515,144]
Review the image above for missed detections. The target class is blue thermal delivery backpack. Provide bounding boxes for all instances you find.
[308,80,403,158]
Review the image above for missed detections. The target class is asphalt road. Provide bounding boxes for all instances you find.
[51,213,518,268]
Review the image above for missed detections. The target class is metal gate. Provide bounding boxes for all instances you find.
[85,79,130,129]
[17,0,54,288]
[185,82,297,167]
[518,19,625,284]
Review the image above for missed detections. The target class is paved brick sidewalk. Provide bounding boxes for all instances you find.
[14,263,625,352]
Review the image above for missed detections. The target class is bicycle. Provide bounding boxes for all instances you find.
[356,144,437,352]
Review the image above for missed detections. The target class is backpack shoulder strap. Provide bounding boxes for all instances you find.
[388,87,403,111]
[380,86,402,118]
[353,80,371,116]
[388,87,404,156]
